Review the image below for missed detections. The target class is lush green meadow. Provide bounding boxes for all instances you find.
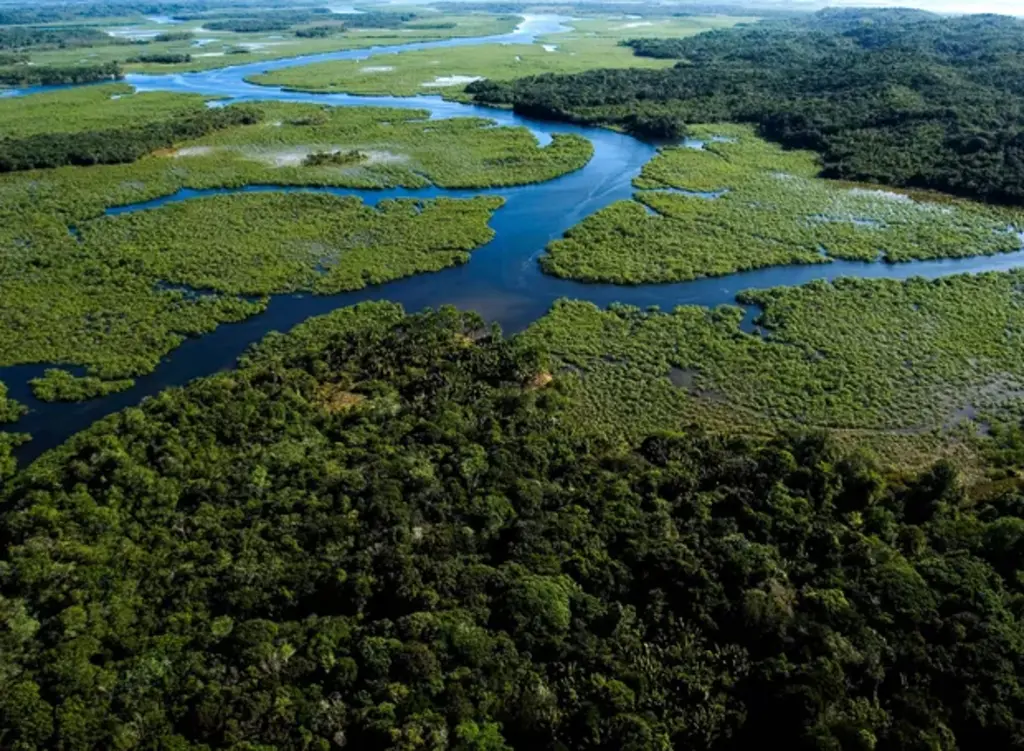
[0,94,591,191]
[0,92,591,383]
[249,15,745,97]
[523,271,1024,464]
[0,84,211,137]
[83,192,502,296]
[543,124,1024,284]
[3,12,521,77]
[1,192,501,379]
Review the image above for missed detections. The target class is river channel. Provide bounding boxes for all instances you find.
[5,14,1024,462]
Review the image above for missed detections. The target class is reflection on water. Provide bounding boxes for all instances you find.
[5,14,1024,462]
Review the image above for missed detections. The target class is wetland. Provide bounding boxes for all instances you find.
[5,10,1024,469]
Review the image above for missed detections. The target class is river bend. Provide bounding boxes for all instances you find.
[5,15,1024,461]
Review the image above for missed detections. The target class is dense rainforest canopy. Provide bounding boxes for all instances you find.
[2,304,1024,750]
[467,8,1024,203]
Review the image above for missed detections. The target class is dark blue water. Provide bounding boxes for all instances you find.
[5,13,1024,462]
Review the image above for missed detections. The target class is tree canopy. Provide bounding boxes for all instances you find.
[2,303,1023,749]
[468,8,1024,203]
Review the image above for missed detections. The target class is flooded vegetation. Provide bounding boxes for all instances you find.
[543,124,1024,284]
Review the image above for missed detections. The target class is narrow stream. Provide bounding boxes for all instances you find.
[5,14,1024,462]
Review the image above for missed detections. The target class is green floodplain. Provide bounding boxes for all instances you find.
[522,273,1024,468]
[544,124,1024,284]
[0,91,588,385]
[249,16,746,96]
[1,10,523,77]
[3,74,1024,471]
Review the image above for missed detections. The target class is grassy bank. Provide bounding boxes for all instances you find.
[8,13,522,77]
[249,15,744,97]
[542,125,1024,284]
[0,93,590,385]
[524,271,1024,466]
[1,193,501,380]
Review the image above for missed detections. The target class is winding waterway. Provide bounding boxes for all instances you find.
[6,14,1024,462]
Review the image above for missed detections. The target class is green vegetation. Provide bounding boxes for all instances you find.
[126,51,192,63]
[543,124,1024,284]
[0,100,259,171]
[0,430,28,480]
[252,38,672,97]
[0,26,122,50]
[0,98,592,197]
[83,192,503,295]
[431,2,775,18]
[556,14,759,41]
[2,302,1024,748]
[153,30,194,42]
[203,9,331,33]
[523,271,1024,453]
[341,10,419,28]
[11,13,521,77]
[294,24,341,38]
[0,84,210,138]
[0,61,121,86]
[29,369,135,402]
[1,191,500,379]
[0,381,25,424]
[250,15,747,98]
[0,384,26,477]
[0,1,216,25]
[467,8,1024,204]
[302,148,366,166]
[0,91,590,384]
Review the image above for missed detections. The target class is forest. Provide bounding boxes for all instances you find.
[342,11,420,29]
[0,27,124,51]
[294,26,340,38]
[1,302,1023,749]
[0,381,25,425]
[4,6,1024,748]
[126,52,193,64]
[0,1,242,24]
[203,12,325,33]
[0,61,121,87]
[0,104,260,171]
[467,8,1024,204]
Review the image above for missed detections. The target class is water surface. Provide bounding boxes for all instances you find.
[5,14,1024,462]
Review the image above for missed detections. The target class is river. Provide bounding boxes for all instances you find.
[5,14,1024,462]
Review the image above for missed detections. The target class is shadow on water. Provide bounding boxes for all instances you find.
[5,13,1024,463]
